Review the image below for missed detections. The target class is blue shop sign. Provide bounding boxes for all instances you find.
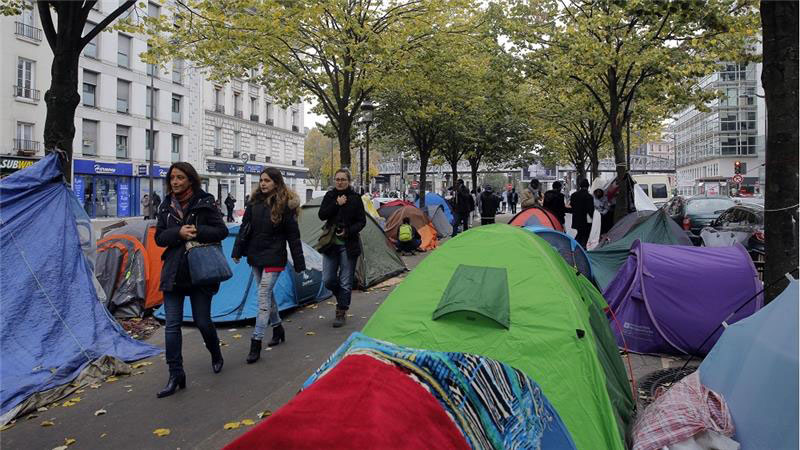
[74,159,133,176]
[245,164,263,174]
[207,160,245,174]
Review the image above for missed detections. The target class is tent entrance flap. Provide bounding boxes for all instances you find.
[433,265,510,329]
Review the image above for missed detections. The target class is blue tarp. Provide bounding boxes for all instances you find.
[154,226,330,323]
[699,279,799,449]
[415,193,454,223]
[0,154,160,418]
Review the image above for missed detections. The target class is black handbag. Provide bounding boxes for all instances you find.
[185,240,233,284]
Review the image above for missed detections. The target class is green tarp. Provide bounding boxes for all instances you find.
[433,265,510,329]
[589,209,693,290]
[362,224,631,450]
[298,197,406,289]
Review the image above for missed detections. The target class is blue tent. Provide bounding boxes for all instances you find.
[699,279,798,449]
[523,226,594,282]
[0,154,160,421]
[415,193,454,224]
[154,226,330,323]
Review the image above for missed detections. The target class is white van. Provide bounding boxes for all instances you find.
[632,174,674,206]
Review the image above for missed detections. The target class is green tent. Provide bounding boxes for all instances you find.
[589,209,693,290]
[298,197,406,289]
[362,224,631,450]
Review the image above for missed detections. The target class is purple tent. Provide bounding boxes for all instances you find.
[604,240,762,355]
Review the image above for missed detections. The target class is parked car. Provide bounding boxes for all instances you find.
[664,195,737,244]
[701,204,765,278]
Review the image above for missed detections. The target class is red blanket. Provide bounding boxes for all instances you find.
[225,354,470,450]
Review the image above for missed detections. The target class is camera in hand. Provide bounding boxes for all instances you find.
[335,223,345,237]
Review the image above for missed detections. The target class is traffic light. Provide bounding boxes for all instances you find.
[734,160,741,174]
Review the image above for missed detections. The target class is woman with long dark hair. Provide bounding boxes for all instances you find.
[232,167,305,363]
[154,162,229,398]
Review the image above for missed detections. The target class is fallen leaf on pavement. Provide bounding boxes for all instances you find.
[232,334,242,339]
[305,331,315,336]
[127,389,133,393]
[100,433,107,438]
[257,410,272,419]
[285,319,292,322]
[52,446,67,450]
[61,401,76,407]
[228,328,237,332]
[37,407,49,412]
[326,301,335,305]
[50,368,57,373]
[346,314,354,318]
[89,383,101,389]
[318,315,325,319]
[0,423,15,431]
[69,397,81,402]
[223,422,241,430]
[94,409,107,416]
[64,438,76,446]
[131,362,152,369]
[105,376,119,383]
[41,420,55,427]
[241,419,255,426]
[361,317,367,319]
[75,389,85,394]
[132,371,145,376]
[26,414,39,420]
[153,428,170,437]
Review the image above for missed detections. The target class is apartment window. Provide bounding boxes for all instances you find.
[82,120,98,155]
[146,44,158,77]
[291,110,298,126]
[117,34,131,68]
[146,130,158,161]
[82,70,97,107]
[234,131,241,153]
[172,59,184,84]
[116,125,130,158]
[146,87,158,119]
[83,22,98,58]
[291,160,296,166]
[16,122,34,148]
[116,79,130,113]
[214,127,222,153]
[234,92,242,117]
[265,101,272,124]
[171,134,181,162]
[214,87,224,113]
[147,2,160,17]
[20,1,34,26]
[16,57,35,99]
[250,97,258,120]
[171,94,182,124]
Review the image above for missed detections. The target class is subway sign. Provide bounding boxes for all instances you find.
[0,156,37,172]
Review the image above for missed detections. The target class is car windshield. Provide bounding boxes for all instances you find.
[687,198,735,215]
[651,184,668,199]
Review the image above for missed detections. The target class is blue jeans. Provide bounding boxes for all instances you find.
[251,268,281,341]
[163,288,220,376]
[322,245,356,310]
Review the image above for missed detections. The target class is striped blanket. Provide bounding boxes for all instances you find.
[304,332,576,450]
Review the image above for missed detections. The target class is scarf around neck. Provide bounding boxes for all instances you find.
[171,187,194,220]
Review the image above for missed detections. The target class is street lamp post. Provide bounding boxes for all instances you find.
[360,100,375,195]
[148,71,155,217]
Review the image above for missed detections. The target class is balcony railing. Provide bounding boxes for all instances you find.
[215,104,225,113]
[250,114,259,122]
[292,125,299,132]
[14,85,40,101]
[234,110,243,118]
[266,118,274,126]
[14,139,40,155]
[214,147,222,156]
[15,22,42,42]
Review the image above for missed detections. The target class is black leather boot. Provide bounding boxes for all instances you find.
[212,354,224,374]
[267,324,285,347]
[156,372,186,398]
[333,308,346,328]
[246,339,262,364]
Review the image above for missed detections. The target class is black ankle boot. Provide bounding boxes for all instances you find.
[246,339,262,364]
[267,325,285,347]
[156,373,186,398]
[212,355,224,374]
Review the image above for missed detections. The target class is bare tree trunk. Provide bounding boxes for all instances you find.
[336,118,353,168]
[468,155,481,197]
[418,154,430,209]
[44,49,80,182]
[761,0,799,301]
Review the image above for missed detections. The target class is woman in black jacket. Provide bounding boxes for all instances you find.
[232,168,305,363]
[318,168,366,328]
[154,162,229,398]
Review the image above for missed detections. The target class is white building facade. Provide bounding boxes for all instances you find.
[188,73,308,210]
[1,0,308,218]
[669,60,766,197]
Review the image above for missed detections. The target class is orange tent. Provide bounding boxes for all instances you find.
[384,206,438,251]
[509,206,564,231]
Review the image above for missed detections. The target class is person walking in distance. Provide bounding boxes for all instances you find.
[232,168,305,363]
[224,193,236,223]
[509,188,519,214]
[543,181,568,226]
[319,169,366,328]
[451,179,473,237]
[570,179,595,248]
[520,179,542,209]
[479,185,501,225]
[141,193,151,219]
[593,188,612,235]
[154,162,229,398]
[151,192,161,218]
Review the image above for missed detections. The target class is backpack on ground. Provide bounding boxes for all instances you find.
[398,224,413,242]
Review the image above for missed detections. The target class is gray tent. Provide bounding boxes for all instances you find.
[298,197,406,288]
[425,205,453,237]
